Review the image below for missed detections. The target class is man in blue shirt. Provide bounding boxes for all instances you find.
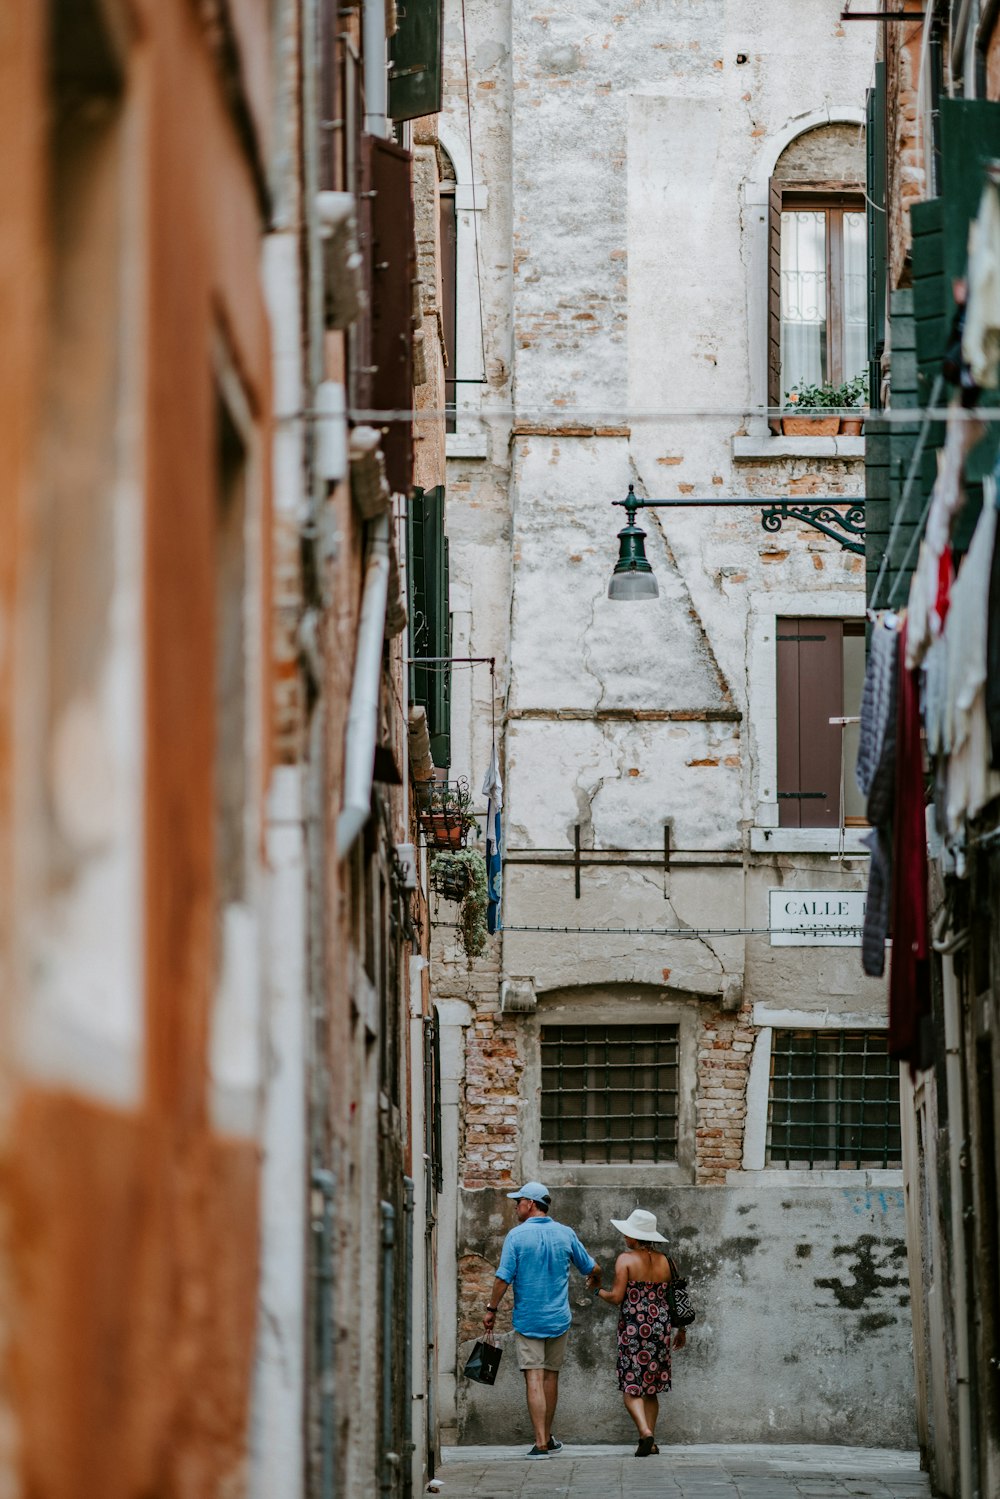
[481,1182,601,1459]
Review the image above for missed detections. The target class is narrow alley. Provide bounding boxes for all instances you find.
[435,1444,931,1499]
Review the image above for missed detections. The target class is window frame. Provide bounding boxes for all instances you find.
[520,990,698,1187]
[769,179,867,419]
[764,1027,903,1171]
[539,1022,681,1167]
[437,126,487,458]
[741,1007,903,1185]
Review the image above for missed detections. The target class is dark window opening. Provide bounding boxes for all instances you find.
[540,1024,679,1165]
[766,1029,902,1170]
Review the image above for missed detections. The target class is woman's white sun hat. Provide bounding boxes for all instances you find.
[610,1208,668,1243]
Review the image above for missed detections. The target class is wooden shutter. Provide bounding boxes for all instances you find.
[389,0,443,123]
[370,135,415,494]
[776,620,844,829]
[767,177,783,429]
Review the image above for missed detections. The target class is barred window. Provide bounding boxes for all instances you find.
[766,1030,901,1169]
[540,1025,679,1164]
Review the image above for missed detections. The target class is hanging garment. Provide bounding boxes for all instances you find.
[481,744,503,935]
[888,621,931,1074]
[905,542,937,669]
[924,411,984,558]
[988,497,1000,768]
[857,614,899,821]
[963,180,1000,390]
[857,615,899,978]
[944,494,1000,830]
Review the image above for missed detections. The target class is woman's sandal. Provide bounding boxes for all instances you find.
[635,1436,655,1457]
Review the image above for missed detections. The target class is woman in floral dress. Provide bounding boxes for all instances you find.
[597,1208,686,1456]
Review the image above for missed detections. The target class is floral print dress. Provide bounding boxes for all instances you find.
[616,1279,672,1396]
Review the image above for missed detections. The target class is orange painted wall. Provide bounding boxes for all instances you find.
[1,3,273,1494]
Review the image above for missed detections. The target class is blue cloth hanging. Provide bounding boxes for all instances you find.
[481,745,503,934]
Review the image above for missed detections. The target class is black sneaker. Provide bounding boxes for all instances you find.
[525,1445,549,1460]
[546,1437,563,1453]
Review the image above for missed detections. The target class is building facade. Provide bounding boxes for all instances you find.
[0,1,450,1495]
[435,0,918,1448]
[867,5,1000,1498]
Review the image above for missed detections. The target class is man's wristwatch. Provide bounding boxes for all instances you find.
[484,1305,497,1314]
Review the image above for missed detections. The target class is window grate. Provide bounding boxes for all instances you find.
[766,1029,901,1169]
[540,1024,679,1165]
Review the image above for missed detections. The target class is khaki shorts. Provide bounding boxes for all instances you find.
[514,1330,569,1372]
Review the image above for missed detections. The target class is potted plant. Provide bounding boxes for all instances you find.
[431,849,489,959]
[782,380,841,436]
[422,778,476,850]
[836,372,869,435]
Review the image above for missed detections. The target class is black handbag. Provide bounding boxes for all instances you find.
[666,1257,695,1327]
[463,1332,503,1385]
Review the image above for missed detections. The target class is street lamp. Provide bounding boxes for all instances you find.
[606,484,867,600]
[608,490,658,600]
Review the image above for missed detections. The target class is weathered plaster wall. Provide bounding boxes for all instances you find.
[458,1182,916,1448]
[438,0,899,1453]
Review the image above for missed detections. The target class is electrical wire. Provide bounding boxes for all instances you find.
[291,401,1000,424]
[433,922,865,937]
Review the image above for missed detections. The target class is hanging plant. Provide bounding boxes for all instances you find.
[431,849,489,959]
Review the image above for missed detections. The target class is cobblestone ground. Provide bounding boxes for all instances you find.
[433,1444,931,1498]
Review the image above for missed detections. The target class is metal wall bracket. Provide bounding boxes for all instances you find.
[760,500,866,555]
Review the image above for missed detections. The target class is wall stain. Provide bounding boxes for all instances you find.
[795,1244,812,1259]
[814,1234,907,1309]
[858,1312,896,1332]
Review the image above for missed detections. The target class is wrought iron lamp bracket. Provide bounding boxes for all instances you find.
[759,500,866,556]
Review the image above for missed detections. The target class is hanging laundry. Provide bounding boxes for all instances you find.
[888,620,931,1075]
[481,744,503,935]
[943,488,1000,828]
[988,501,1000,769]
[962,179,1000,390]
[857,614,899,977]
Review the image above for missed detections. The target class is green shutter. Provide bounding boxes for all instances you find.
[389,0,442,123]
[406,485,451,768]
[866,62,887,412]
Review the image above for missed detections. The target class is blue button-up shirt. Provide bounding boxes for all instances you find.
[496,1216,596,1338]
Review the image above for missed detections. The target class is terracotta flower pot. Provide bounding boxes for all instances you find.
[426,812,467,849]
[839,417,864,436]
[781,415,840,437]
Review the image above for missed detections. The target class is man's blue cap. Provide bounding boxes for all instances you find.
[506,1181,551,1204]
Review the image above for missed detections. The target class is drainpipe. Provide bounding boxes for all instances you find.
[403,1178,415,1473]
[942,954,975,1499]
[363,0,388,138]
[337,514,390,857]
[313,1168,337,1499]
[381,1201,399,1497]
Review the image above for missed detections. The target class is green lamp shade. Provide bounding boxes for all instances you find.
[608,516,658,600]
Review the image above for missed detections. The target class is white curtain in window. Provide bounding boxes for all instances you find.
[843,211,867,382]
[780,210,827,395]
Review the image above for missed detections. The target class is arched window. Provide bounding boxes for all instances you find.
[436,127,486,457]
[768,123,867,411]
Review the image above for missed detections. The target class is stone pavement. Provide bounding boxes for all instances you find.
[433,1444,932,1498]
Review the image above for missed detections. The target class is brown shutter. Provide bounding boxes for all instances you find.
[439,189,457,433]
[768,177,782,431]
[776,619,844,829]
[369,135,415,493]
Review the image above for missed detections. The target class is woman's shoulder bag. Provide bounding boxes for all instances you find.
[666,1256,696,1327]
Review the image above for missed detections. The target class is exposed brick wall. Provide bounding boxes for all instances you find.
[458,1251,513,1345]
[695,1002,754,1184]
[885,7,927,291]
[463,1007,524,1188]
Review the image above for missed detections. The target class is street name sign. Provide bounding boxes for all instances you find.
[768,889,865,946]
